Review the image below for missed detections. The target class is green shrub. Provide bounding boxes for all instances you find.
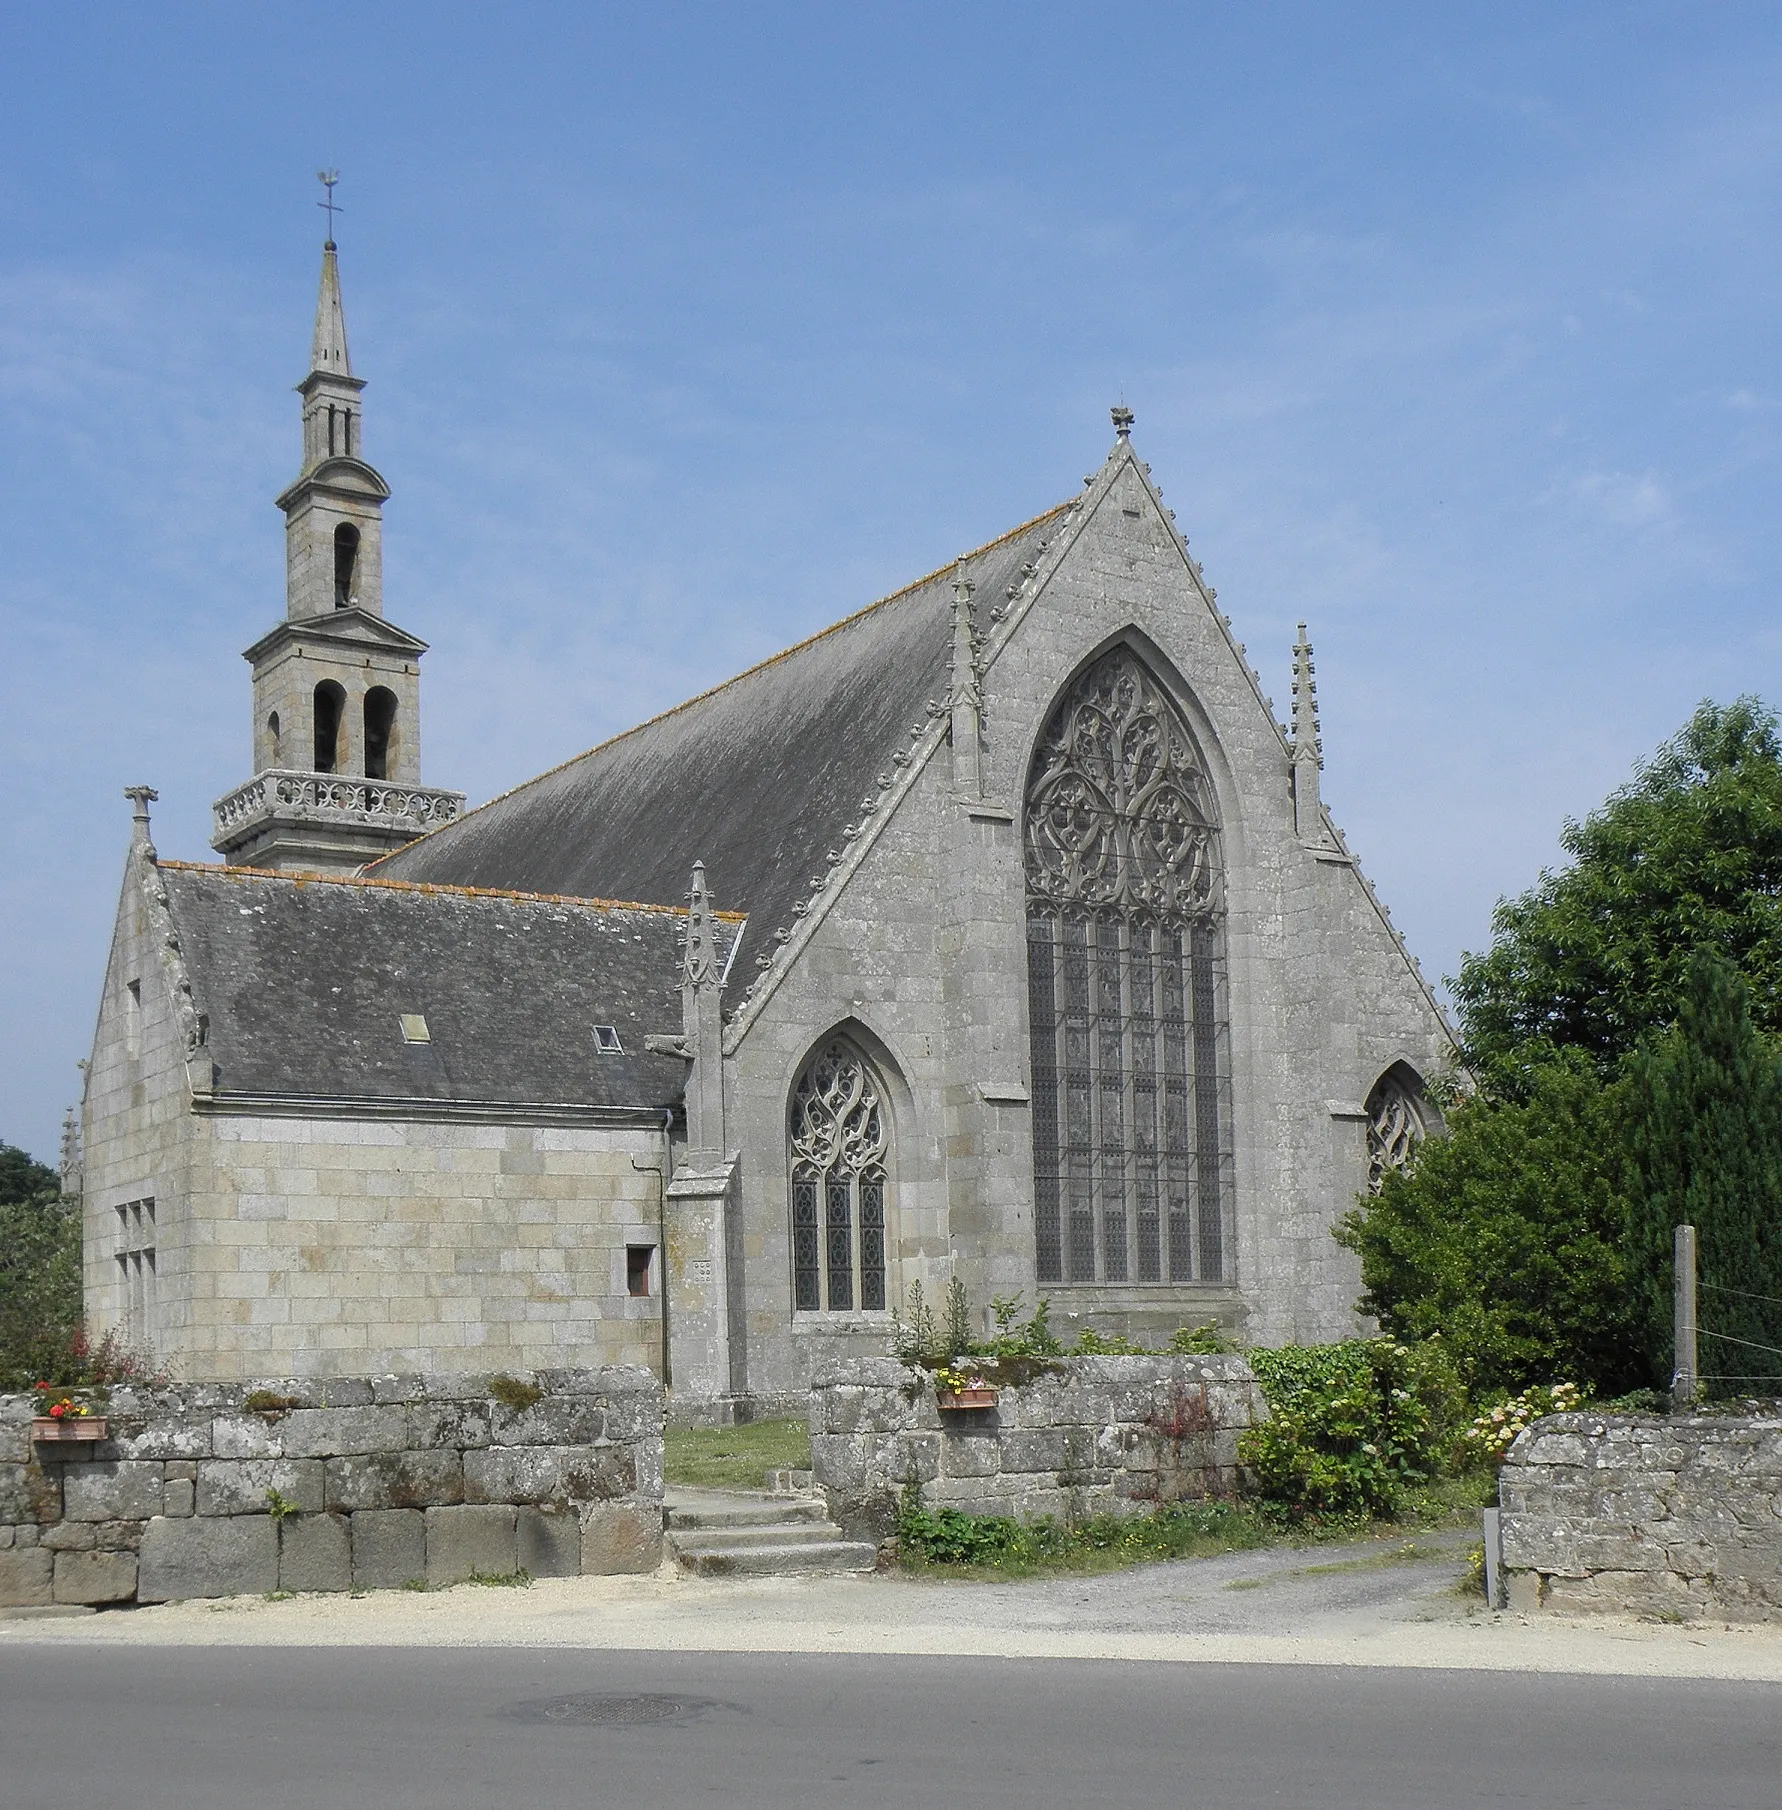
[1336,1055,1643,1397]
[897,1485,1032,1565]
[981,1293,1063,1360]
[1069,1328,1152,1356]
[0,1144,80,1390]
[1239,1339,1465,1520]
[1171,1321,1241,1355]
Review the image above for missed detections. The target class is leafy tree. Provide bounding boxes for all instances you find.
[0,1139,82,1390]
[1453,699,1782,1089]
[1336,1057,1644,1397]
[1624,949,1782,1391]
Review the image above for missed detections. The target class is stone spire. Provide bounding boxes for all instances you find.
[949,560,982,798]
[680,862,726,1156]
[1289,623,1329,844]
[297,236,372,482]
[682,861,720,990]
[311,240,353,380]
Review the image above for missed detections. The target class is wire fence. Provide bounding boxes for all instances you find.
[1699,1279,1782,1311]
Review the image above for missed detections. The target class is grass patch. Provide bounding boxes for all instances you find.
[896,1467,1499,1582]
[467,1569,532,1588]
[664,1416,811,1491]
[897,1497,1278,1580]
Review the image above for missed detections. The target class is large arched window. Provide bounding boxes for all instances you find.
[1025,644,1230,1285]
[789,1037,890,1313]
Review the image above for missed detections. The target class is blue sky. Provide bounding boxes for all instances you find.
[3,5,1780,1165]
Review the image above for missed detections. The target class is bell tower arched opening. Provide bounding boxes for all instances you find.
[363,687,398,781]
[313,681,346,774]
[333,523,360,608]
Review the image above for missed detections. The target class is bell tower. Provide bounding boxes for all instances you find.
[212,202,463,874]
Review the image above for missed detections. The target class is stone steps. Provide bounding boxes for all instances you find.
[665,1497,828,1532]
[663,1488,876,1578]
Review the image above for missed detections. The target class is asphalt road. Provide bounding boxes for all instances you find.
[4,1646,1779,1809]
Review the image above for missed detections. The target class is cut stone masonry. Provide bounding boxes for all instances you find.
[809,1355,1265,1544]
[1499,1411,1782,1622]
[0,1369,663,1607]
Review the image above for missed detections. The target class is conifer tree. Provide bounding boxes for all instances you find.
[1624,948,1782,1391]
[0,1140,80,1389]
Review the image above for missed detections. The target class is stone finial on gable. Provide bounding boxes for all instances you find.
[1289,623,1334,846]
[679,860,726,1157]
[1290,625,1321,769]
[949,560,983,799]
[682,860,720,992]
[125,786,159,855]
[1111,402,1134,441]
[58,1106,82,1200]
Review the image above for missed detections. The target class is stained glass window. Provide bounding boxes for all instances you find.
[789,1038,891,1312]
[1025,646,1231,1284]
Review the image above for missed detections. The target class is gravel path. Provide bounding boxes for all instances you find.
[6,1521,1782,1680]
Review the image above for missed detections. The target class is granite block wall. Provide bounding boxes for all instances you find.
[1499,1412,1782,1622]
[809,1354,1265,1541]
[0,1368,663,1607]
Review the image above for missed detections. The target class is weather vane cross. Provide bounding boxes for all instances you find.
[316,169,342,242]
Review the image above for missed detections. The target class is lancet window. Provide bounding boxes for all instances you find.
[1365,1069,1428,1193]
[1025,645,1231,1285]
[789,1037,890,1313]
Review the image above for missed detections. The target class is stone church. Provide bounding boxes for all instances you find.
[78,238,1454,1416]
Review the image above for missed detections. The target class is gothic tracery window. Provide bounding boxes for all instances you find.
[1025,645,1231,1285]
[789,1038,890,1313]
[1365,1069,1428,1193]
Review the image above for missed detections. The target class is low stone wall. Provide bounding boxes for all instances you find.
[0,1369,663,1608]
[809,1355,1265,1542]
[1499,1412,1782,1622]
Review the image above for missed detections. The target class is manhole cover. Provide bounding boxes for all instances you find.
[497,1693,727,1728]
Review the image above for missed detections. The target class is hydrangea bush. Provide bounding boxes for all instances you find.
[1462,1381,1584,1465]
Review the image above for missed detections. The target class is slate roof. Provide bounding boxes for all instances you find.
[159,862,741,1113]
[368,503,1073,973]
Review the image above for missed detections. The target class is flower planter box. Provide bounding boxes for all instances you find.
[32,1417,108,1443]
[937,1388,999,1412]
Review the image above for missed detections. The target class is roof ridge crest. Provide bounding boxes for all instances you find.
[158,859,745,920]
